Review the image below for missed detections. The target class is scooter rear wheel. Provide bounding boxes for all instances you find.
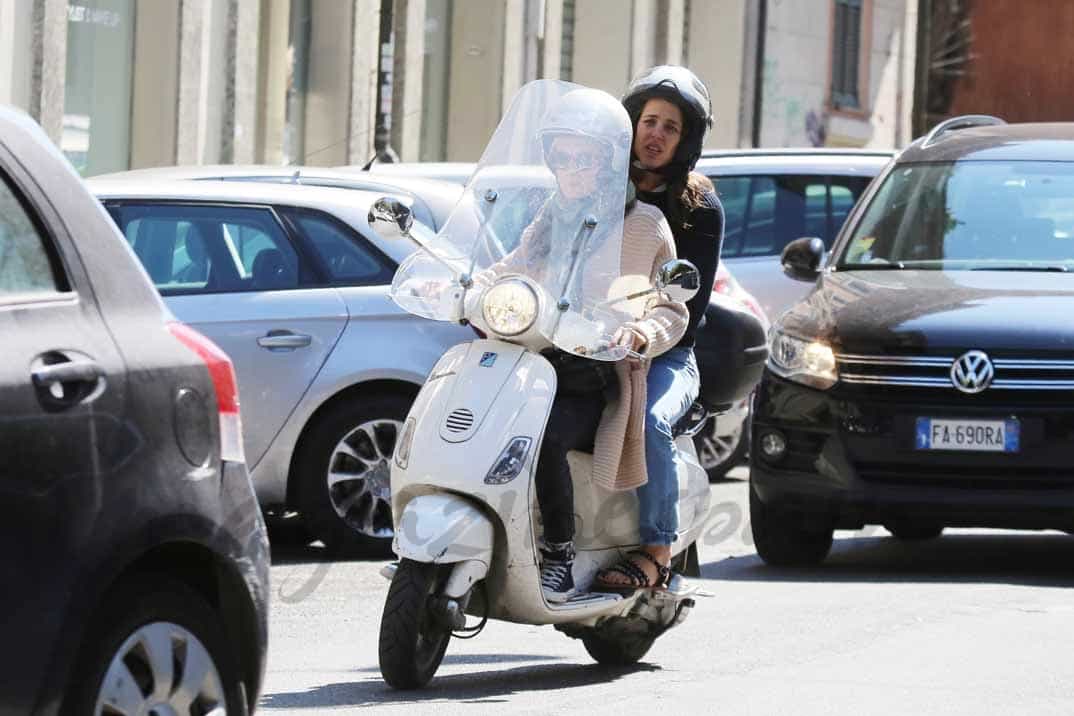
[378,559,451,689]
[581,631,655,666]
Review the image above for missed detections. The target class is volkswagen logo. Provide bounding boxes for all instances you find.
[950,350,994,393]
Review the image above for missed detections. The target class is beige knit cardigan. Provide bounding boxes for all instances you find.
[479,200,688,491]
[590,201,687,491]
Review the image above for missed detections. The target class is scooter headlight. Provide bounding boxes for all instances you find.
[481,278,538,337]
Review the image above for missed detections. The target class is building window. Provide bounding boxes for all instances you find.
[283,0,311,165]
[421,0,453,161]
[560,0,575,81]
[62,0,135,176]
[831,0,862,110]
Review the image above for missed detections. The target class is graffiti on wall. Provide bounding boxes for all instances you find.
[761,57,829,147]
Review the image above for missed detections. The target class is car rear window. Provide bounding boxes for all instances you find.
[0,174,63,298]
[279,207,395,285]
[713,174,872,258]
[107,203,308,294]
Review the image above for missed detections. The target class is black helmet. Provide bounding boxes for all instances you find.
[622,65,713,174]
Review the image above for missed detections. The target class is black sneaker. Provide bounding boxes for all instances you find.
[539,541,576,603]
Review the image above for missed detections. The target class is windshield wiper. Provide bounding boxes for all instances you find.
[837,261,906,270]
[969,265,1070,272]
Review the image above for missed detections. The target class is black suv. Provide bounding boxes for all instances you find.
[0,108,268,712]
[749,116,1074,566]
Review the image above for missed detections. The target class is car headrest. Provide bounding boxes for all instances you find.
[251,248,296,290]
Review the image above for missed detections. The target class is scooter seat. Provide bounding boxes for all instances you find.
[671,400,709,438]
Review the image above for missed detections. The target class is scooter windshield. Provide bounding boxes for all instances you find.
[390,79,639,361]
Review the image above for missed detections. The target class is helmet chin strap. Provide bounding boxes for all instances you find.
[632,157,672,177]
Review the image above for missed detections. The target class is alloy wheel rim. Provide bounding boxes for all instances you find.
[696,419,744,470]
[326,418,402,539]
[95,621,225,716]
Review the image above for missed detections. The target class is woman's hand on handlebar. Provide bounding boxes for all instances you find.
[611,326,645,351]
[610,326,647,362]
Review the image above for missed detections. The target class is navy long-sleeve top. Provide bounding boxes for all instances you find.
[636,183,724,349]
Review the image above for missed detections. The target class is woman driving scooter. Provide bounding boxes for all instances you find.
[595,66,723,593]
[474,87,690,602]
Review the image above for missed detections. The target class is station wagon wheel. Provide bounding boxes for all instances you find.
[694,416,748,481]
[328,418,402,538]
[295,393,412,557]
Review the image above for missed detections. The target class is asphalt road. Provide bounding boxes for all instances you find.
[258,466,1074,715]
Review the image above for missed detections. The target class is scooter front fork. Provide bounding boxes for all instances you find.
[380,557,487,631]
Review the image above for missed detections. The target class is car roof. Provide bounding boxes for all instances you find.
[700,147,894,159]
[359,161,476,186]
[91,164,463,230]
[87,177,423,265]
[898,122,1074,163]
[696,148,893,176]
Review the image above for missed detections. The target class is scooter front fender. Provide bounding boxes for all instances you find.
[393,493,495,566]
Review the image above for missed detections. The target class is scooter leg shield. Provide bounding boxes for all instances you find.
[393,493,495,566]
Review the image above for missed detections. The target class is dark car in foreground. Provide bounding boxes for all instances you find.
[749,116,1074,566]
[0,107,268,713]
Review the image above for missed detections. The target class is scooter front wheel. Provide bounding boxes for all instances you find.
[378,559,452,689]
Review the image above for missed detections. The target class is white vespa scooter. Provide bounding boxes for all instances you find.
[372,80,712,690]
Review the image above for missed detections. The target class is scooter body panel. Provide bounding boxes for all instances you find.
[393,493,494,566]
[392,338,711,626]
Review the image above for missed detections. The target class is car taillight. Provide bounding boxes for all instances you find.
[740,294,767,323]
[713,267,734,297]
[167,322,245,464]
[714,264,767,324]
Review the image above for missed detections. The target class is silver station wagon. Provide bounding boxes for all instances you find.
[90,178,473,554]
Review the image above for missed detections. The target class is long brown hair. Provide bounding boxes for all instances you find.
[632,166,713,232]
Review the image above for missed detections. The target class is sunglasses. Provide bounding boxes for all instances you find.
[547,150,601,172]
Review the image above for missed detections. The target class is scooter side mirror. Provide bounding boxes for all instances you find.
[656,259,700,303]
[368,197,414,240]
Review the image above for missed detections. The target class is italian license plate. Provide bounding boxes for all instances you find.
[915,417,1020,453]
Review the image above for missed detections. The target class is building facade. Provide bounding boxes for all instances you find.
[0,0,914,176]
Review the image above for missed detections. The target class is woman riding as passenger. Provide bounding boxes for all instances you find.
[595,66,724,592]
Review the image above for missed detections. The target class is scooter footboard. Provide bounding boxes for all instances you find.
[393,493,495,566]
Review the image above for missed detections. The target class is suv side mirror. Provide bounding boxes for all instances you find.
[781,237,825,282]
[656,259,700,303]
[368,197,414,239]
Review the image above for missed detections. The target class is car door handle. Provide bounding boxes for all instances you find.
[257,331,312,350]
[32,360,104,387]
[31,356,105,410]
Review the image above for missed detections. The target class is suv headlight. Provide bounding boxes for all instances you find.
[481,278,538,336]
[768,329,838,389]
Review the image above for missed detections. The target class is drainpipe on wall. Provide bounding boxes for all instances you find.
[911,0,931,138]
[750,0,766,148]
[374,0,398,163]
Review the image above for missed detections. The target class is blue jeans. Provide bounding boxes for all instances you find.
[637,347,699,545]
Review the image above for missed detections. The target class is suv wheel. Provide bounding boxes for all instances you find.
[886,522,944,540]
[694,417,748,481]
[749,482,833,567]
[64,575,246,716]
[295,394,410,557]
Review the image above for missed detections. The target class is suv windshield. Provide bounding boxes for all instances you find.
[839,160,1074,271]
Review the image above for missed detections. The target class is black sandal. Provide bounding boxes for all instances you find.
[593,550,672,595]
